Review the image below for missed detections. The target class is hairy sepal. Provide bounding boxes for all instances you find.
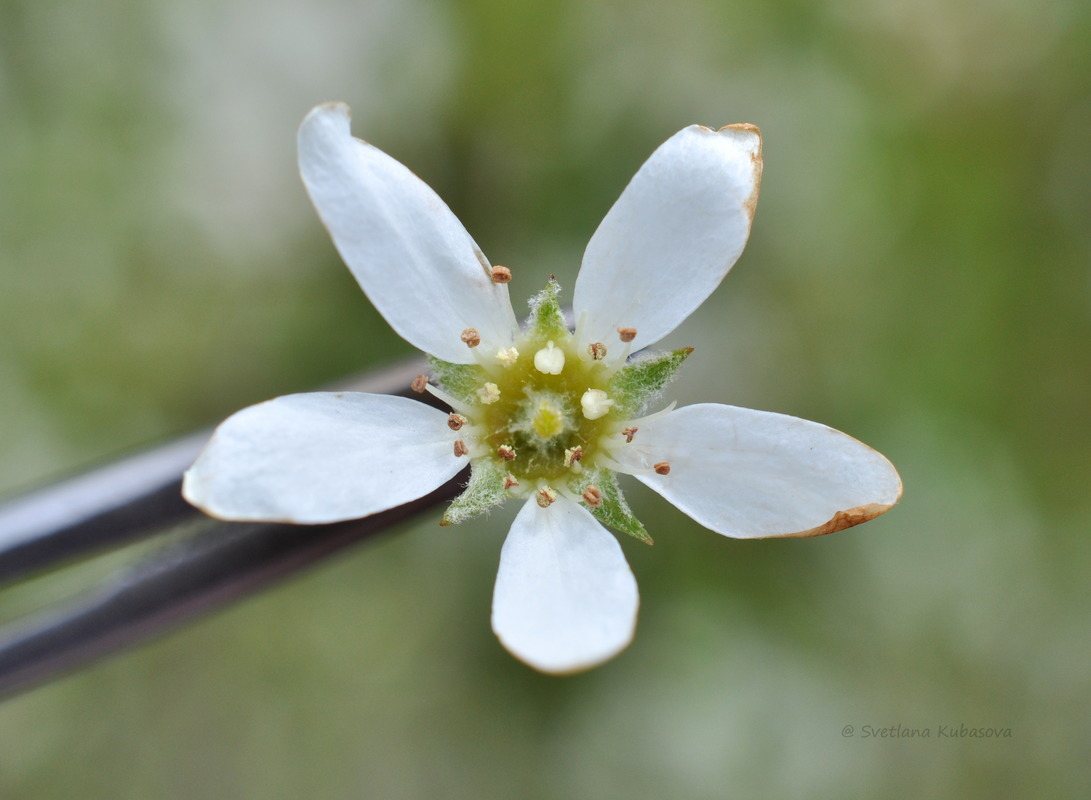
[572,467,652,545]
[428,356,489,406]
[443,460,508,525]
[525,277,569,342]
[608,347,693,417]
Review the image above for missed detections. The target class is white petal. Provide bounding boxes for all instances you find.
[492,496,639,673]
[573,124,762,352]
[612,404,902,538]
[183,392,463,524]
[298,103,518,363]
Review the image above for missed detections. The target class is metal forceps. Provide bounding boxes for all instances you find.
[0,358,463,699]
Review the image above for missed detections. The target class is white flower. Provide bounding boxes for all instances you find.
[183,103,902,674]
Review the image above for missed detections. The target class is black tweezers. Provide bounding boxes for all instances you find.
[0,357,465,699]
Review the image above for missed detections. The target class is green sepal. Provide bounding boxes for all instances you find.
[571,467,652,545]
[442,459,509,526]
[608,347,693,417]
[524,277,569,343]
[428,356,489,406]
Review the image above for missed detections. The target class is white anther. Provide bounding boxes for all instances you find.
[495,347,519,367]
[563,446,583,468]
[580,389,614,420]
[477,382,500,404]
[533,340,565,375]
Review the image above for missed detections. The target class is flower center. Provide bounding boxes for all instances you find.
[430,278,683,542]
[474,331,616,488]
[529,394,567,440]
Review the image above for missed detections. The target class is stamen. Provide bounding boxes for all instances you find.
[617,327,637,343]
[626,401,678,427]
[582,485,603,508]
[476,382,501,404]
[497,445,516,461]
[533,340,565,375]
[504,474,519,490]
[595,450,654,476]
[573,310,589,349]
[495,347,519,367]
[535,487,558,508]
[621,426,638,443]
[447,413,467,431]
[410,374,429,393]
[424,383,474,416]
[581,388,614,420]
[460,328,481,348]
[654,462,671,475]
[588,342,607,361]
[453,440,470,457]
[563,446,583,468]
[491,265,512,284]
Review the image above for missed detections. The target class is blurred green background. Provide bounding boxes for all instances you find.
[2,0,1089,796]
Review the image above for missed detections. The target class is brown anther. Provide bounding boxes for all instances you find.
[460,328,481,348]
[617,327,637,343]
[490,265,512,284]
[447,413,466,431]
[535,487,557,508]
[453,440,470,458]
[588,342,607,360]
[497,445,516,462]
[503,474,519,490]
[653,461,671,475]
[410,374,429,393]
[621,427,638,443]
[582,485,603,508]
[563,446,583,468]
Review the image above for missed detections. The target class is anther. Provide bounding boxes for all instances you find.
[617,327,637,343]
[536,487,558,508]
[582,485,603,508]
[563,446,583,468]
[447,413,466,431]
[497,445,516,462]
[581,388,614,420]
[653,461,671,475]
[533,340,565,375]
[504,474,519,490]
[491,265,512,284]
[410,374,429,393]
[477,382,500,404]
[460,328,481,348]
[453,440,470,457]
[495,347,519,367]
[621,426,638,443]
[588,342,607,360]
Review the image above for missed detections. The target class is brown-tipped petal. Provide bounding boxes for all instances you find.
[573,124,762,353]
[610,403,901,540]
